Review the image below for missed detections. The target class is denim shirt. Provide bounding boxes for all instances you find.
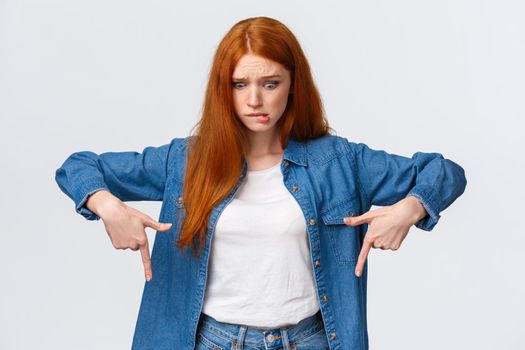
[55,134,467,350]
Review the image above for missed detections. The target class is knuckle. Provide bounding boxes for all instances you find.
[132,216,143,226]
[136,237,147,246]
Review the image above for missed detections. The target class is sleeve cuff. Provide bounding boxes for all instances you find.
[75,179,110,221]
[406,184,442,231]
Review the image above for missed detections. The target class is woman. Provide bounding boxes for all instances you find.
[55,16,467,350]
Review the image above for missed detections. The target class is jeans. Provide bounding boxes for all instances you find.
[195,310,329,350]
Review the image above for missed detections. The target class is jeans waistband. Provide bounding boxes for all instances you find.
[197,310,325,349]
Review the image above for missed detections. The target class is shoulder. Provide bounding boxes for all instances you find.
[303,134,352,165]
[165,136,193,157]
[165,136,192,177]
[168,136,191,149]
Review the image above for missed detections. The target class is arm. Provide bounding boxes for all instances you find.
[55,138,184,220]
[348,140,467,231]
[344,139,467,277]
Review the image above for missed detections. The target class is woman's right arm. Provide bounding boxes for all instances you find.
[54,138,186,280]
[54,138,184,220]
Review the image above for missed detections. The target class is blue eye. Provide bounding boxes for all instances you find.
[232,82,246,89]
[231,81,280,89]
[264,81,279,89]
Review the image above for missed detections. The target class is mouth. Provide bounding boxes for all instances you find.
[246,113,270,123]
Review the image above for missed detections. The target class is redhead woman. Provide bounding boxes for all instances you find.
[55,16,467,350]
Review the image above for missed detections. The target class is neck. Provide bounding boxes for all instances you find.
[246,129,284,157]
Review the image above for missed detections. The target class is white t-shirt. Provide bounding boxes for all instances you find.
[201,160,320,329]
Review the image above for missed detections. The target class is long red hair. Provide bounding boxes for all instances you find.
[176,16,334,256]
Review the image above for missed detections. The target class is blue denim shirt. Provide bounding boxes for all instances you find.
[55,134,467,350]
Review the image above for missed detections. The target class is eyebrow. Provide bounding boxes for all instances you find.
[232,75,281,80]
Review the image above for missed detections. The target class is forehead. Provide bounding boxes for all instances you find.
[232,54,285,78]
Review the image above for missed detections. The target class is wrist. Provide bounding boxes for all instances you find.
[404,195,428,225]
[86,190,124,219]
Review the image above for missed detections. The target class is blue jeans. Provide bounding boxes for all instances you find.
[195,310,329,350]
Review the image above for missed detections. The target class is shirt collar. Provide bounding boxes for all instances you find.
[239,137,307,179]
[283,137,307,167]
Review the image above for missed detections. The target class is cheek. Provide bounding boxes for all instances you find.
[272,91,289,111]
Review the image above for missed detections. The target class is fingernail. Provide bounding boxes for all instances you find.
[344,217,350,224]
[146,274,151,281]
[355,269,361,277]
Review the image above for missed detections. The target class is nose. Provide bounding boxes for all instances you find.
[247,86,262,109]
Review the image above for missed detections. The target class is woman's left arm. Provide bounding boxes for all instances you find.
[344,140,467,276]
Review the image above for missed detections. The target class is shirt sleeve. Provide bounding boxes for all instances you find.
[347,140,467,231]
[54,138,184,221]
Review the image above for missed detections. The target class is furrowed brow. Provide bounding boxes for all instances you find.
[232,75,281,80]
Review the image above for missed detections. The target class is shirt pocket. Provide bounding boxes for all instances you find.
[320,196,361,266]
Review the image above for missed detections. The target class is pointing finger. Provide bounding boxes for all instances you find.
[156,223,172,232]
[140,238,152,281]
[344,212,370,226]
[143,217,172,232]
[355,240,372,277]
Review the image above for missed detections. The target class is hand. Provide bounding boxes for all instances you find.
[91,193,172,282]
[343,196,427,277]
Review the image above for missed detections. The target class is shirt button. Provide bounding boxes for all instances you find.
[177,196,183,204]
[322,295,328,302]
[284,160,289,167]
[291,186,299,192]
[329,332,337,340]
[309,218,316,225]
[315,260,321,267]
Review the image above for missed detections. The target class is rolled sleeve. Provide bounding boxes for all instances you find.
[75,179,110,221]
[348,139,467,231]
[406,186,441,231]
[55,138,186,221]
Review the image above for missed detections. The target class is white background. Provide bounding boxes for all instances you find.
[1,0,523,349]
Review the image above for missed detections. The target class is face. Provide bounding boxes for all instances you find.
[231,53,292,137]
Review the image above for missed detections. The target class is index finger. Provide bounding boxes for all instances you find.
[345,209,377,226]
[355,240,372,277]
[140,239,152,281]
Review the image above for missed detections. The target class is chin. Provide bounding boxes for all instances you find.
[244,124,278,133]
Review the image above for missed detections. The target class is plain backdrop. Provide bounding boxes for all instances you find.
[1,0,523,349]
